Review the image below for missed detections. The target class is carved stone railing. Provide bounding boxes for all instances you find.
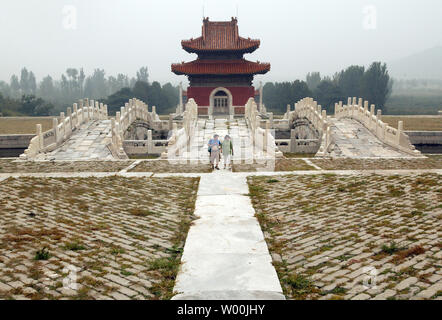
[334,97,420,156]
[162,99,198,159]
[110,98,152,159]
[284,97,331,156]
[21,98,108,159]
[245,98,282,158]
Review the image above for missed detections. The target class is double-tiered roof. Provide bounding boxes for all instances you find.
[172,17,270,76]
[181,17,261,53]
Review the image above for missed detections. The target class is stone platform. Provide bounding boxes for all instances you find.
[327,118,411,158]
[36,120,113,160]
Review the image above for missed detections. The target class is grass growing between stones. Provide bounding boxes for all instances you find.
[0,176,199,300]
[247,173,442,300]
[0,159,134,173]
[311,156,442,171]
[233,158,316,172]
[129,160,211,173]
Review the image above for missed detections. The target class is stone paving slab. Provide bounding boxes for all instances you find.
[0,159,134,173]
[0,176,199,300]
[247,173,442,300]
[173,173,284,300]
[312,155,442,170]
[36,120,113,160]
[328,118,411,158]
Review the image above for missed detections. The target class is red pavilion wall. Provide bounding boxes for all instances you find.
[186,86,255,109]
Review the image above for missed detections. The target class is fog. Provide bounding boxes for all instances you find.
[1,0,442,84]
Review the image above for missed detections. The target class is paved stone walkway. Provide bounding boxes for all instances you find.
[328,118,409,158]
[247,173,442,300]
[0,176,199,300]
[37,120,113,160]
[172,171,285,300]
[180,118,271,164]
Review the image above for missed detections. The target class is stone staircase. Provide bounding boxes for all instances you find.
[187,118,255,163]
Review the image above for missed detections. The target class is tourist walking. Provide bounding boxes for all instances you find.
[208,134,221,170]
[222,135,234,169]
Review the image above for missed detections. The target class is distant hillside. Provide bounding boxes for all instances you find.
[389,46,442,80]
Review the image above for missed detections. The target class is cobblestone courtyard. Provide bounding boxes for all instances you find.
[0,158,441,300]
[248,173,441,300]
[0,176,199,300]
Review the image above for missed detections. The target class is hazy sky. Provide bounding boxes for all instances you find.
[1,0,442,85]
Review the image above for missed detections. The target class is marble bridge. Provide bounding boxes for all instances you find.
[21,96,421,161]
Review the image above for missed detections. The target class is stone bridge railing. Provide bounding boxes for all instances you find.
[283,97,331,156]
[335,97,420,156]
[110,98,154,159]
[21,99,108,159]
[161,99,198,159]
[245,98,282,158]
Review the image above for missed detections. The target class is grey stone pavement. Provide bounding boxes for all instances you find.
[327,118,409,158]
[37,120,113,160]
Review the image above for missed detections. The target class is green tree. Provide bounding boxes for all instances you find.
[263,81,312,114]
[38,75,55,102]
[306,72,321,92]
[10,75,20,98]
[136,67,149,83]
[314,80,345,113]
[20,95,54,116]
[334,65,365,99]
[104,87,133,115]
[361,62,392,111]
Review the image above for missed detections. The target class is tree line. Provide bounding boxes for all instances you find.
[0,67,179,116]
[1,62,393,117]
[263,62,393,114]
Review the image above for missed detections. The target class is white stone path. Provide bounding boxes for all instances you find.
[328,118,410,158]
[37,120,113,160]
[172,171,285,300]
[172,118,284,299]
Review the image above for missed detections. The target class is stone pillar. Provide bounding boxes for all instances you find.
[104,105,108,119]
[60,112,65,139]
[120,107,125,130]
[36,124,43,150]
[79,99,84,124]
[88,100,94,121]
[169,114,173,131]
[376,109,382,135]
[263,120,269,153]
[67,107,72,134]
[111,118,116,146]
[269,112,274,129]
[290,129,296,153]
[73,103,78,128]
[259,81,263,112]
[397,121,403,144]
[179,82,183,113]
[53,118,59,144]
[147,130,153,154]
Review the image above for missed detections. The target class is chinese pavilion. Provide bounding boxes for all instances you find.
[172,17,270,117]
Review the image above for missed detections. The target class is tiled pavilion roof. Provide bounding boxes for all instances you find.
[181,17,260,53]
[171,59,270,76]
